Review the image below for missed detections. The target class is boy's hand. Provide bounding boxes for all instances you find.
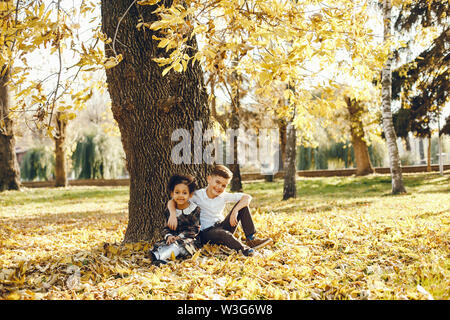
[167,213,178,230]
[166,235,178,244]
[167,199,178,230]
[230,209,239,227]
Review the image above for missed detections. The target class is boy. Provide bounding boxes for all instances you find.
[167,165,272,256]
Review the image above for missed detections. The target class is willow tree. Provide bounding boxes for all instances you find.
[101,0,211,243]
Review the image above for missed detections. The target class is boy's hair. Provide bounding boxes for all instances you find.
[168,174,197,194]
[209,165,233,180]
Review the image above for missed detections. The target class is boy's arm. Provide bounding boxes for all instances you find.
[167,199,178,230]
[230,194,252,227]
[232,194,252,211]
[163,209,177,238]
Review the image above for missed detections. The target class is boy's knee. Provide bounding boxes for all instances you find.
[237,206,250,214]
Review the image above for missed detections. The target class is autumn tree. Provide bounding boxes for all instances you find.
[101,0,212,243]
[283,106,296,199]
[344,96,375,176]
[0,0,20,191]
[0,0,107,188]
[98,0,409,239]
[227,56,243,192]
[54,111,67,186]
[0,63,21,191]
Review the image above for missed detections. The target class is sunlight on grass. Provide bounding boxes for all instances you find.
[0,173,449,300]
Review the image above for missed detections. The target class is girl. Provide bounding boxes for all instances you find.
[149,174,201,265]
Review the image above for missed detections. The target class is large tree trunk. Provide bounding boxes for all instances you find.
[283,121,296,200]
[54,112,67,187]
[381,0,406,194]
[0,65,21,192]
[345,96,375,176]
[101,0,211,243]
[229,56,242,192]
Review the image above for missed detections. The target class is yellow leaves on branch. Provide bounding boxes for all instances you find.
[143,0,392,127]
[1,0,108,136]
[103,54,123,70]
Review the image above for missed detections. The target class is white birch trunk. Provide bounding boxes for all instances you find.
[381,0,406,194]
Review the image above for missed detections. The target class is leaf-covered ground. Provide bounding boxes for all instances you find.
[1,172,449,300]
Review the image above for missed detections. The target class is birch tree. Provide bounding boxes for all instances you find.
[381,0,406,194]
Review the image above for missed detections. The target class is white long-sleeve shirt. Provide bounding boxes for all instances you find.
[191,188,244,231]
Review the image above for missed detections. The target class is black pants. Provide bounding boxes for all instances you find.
[199,204,256,252]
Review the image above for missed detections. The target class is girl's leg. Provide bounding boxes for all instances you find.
[153,243,188,262]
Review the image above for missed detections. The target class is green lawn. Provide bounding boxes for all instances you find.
[0,172,449,300]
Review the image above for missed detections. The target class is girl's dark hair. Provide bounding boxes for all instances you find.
[168,174,196,193]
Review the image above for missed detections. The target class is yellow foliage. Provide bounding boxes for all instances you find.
[0,174,449,300]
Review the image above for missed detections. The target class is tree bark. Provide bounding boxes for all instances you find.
[426,133,431,172]
[283,121,297,200]
[101,0,211,243]
[0,65,21,192]
[229,56,242,192]
[278,118,287,171]
[54,112,67,187]
[345,96,375,176]
[381,0,406,194]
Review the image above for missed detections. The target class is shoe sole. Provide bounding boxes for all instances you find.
[250,239,273,250]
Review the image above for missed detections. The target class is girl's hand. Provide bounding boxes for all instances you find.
[166,235,178,244]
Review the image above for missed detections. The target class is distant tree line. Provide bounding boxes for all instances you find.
[20,127,126,182]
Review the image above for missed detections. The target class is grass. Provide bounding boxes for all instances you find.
[0,172,449,300]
